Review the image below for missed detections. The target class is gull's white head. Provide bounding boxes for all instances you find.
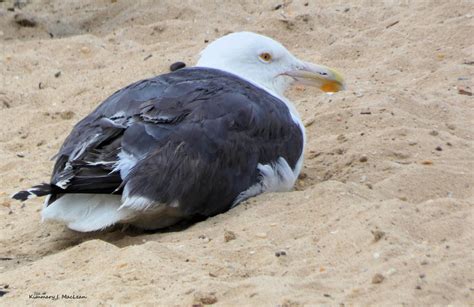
[197,31,345,98]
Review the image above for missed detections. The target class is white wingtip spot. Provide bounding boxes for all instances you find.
[55,179,70,190]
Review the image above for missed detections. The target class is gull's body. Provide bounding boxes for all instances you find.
[13,32,344,232]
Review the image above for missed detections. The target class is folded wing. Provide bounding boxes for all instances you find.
[14,68,303,222]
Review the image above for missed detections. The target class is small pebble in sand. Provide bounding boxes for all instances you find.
[14,13,37,27]
[371,230,385,242]
[304,118,315,127]
[59,111,75,120]
[435,146,442,151]
[54,71,61,78]
[255,232,267,238]
[419,273,426,279]
[80,46,91,54]
[458,87,473,96]
[117,263,128,269]
[446,123,456,130]
[224,230,236,242]
[198,235,211,243]
[421,160,433,165]
[275,250,287,257]
[372,273,385,284]
[194,291,217,305]
[337,134,347,142]
[359,155,368,162]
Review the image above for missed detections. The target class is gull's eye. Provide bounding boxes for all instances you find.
[259,52,272,63]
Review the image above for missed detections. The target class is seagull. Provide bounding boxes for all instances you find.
[12,32,345,232]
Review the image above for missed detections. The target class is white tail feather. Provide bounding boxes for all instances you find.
[42,194,135,232]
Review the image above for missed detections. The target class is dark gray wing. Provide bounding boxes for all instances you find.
[120,69,304,217]
[46,77,170,198]
[14,68,303,218]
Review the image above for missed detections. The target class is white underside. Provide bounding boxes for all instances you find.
[42,194,135,232]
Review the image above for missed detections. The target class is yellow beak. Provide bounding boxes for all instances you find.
[284,62,346,93]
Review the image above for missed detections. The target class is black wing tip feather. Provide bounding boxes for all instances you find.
[11,190,32,201]
[11,183,53,201]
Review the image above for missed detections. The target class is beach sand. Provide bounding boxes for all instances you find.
[0,0,473,305]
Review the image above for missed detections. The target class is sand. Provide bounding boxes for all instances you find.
[0,0,473,305]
